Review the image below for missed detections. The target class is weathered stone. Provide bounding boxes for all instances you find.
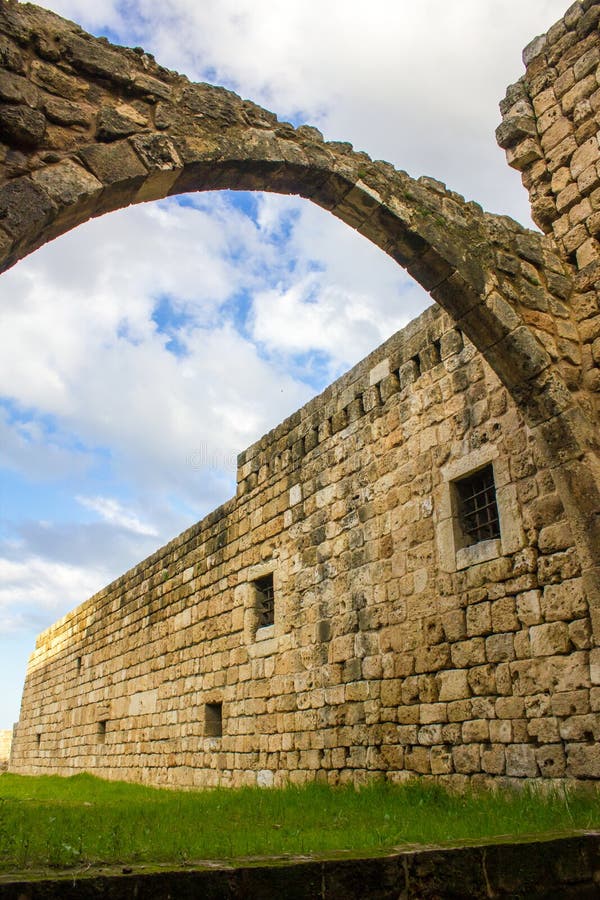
[43,96,92,127]
[437,669,470,702]
[97,103,147,142]
[542,579,588,620]
[0,69,37,106]
[0,176,56,241]
[506,744,538,777]
[0,103,45,148]
[529,622,571,656]
[31,158,102,208]
[452,744,481,774]
[516,590,542,625]
[2,0,600,791]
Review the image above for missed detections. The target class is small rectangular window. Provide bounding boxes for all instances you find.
[76,656,82,674]
[254,573,274,628]
[98,720,107,745]
[205,702,223,738]
[36,732,41,748]
[455,464,500,546]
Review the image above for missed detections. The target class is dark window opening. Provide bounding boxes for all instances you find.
[76,656,82,674]
[205,702,223,738]
[36,732,41,748]
[255,573,274,628]
[455,464,500,546]
[98,720,107,745]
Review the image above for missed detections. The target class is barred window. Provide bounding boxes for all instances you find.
[455,464,500,546]
[255,573,274,628]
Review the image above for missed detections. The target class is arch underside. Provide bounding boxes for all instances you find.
[0,1,599,634]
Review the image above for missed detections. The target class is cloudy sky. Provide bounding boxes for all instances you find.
[0,0,568,728]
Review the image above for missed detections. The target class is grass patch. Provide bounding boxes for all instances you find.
[0,773,598,873]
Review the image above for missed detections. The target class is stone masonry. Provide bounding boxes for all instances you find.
[4,0,600,786]
[0,729,12,772]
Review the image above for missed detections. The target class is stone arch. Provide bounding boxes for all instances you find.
[0,1,599,633]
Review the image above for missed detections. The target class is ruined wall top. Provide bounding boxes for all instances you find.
[498,0,600,289]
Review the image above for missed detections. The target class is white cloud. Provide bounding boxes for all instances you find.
[0,194,416,505]
[76,495,158,537]
[0,556,107,631]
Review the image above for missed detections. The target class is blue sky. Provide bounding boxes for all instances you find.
[0,0,569,728]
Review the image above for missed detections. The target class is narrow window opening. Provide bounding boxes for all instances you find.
[432,339,441,363]
[98,720,107,745]
[455,464,500,546]
[76,656,82,674]
[411,354,421,376]
[255,573,274,628]
[36,732,41,748]
[205,702,223,738]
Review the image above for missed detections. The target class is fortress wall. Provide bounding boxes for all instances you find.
[10,302,594,787]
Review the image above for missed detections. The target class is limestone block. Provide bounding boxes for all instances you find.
[380,744,404,769]
[516,590,542,625]
[466,602,492,637]
[437,669,470,702]
[591,648,600,685]
[420,703,447,725]
[570,135,600,179]
[404,746,431,774]
[397,706,420,725]
[491,598,519,632]
[529,622,571,656]
[462,719,489,742]
[452,744,481,774]
[568,618,592,649]
[418,724,443,745]
[535,744,566,777]
[510,652,590,695]
[447,700,472,722]
[467,665,496,696]
[566,742,600,778]
[481,745,506,775]
[505,744,538,777]
[489,720,513,743]
[550,689,590,716]
[559,713,600,741]
[527,716,560,743]
[441,610,466,642]
[486,633,515,662]
[495,697,525,718]
[451,638,486,668]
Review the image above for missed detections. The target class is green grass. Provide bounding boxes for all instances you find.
[0,773,598,874]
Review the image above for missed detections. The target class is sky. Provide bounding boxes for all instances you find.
[0,0,569,729]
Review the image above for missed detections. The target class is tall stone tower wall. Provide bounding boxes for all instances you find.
[4,0,600,786]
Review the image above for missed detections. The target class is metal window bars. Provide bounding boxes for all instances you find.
[456,465,500,545]
[255,574,274,628]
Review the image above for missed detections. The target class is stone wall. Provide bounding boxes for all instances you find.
[498,0,600,405]
[9,303,597,787]
[0,729,12,771]
[6,0,600,787]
